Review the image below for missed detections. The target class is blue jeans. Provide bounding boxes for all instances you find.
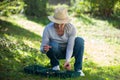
[46,37,84,71]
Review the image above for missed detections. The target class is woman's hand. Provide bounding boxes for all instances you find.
[64,61,71,70]
[43,45,52,52]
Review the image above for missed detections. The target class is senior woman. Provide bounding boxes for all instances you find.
[40,7,85,76]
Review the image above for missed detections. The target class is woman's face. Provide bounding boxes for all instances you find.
[54,23,65,28]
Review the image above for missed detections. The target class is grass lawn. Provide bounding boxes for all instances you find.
[0,14,120,80]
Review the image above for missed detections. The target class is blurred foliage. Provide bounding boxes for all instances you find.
[0,0,120,17]
[72,0,120,17]
[0,0,48,17]
[0,0,25,16]
[71,0,91,14]
[114,1,120,17]
[23,0,48,17]
[89,0,119,17]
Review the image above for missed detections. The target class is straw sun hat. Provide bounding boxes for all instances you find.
[48,7,71,24]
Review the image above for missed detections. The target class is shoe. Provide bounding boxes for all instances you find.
[77,70,85,76]
[52,65,60,70]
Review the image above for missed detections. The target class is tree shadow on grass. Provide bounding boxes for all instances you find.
[0,19,48,80]
[91,15,120,29]
[0,39,47,80]
[0,19,41,41]
[76,14,120,29]
[106,17,120,29]
[74,14,96,26]
[25,16,50,26]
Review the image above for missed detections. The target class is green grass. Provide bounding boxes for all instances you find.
[0,14,120,80]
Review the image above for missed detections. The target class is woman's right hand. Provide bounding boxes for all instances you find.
[64,61,71,70]
[43,45,52,52]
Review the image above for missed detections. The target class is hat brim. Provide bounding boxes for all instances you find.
[48,16,71,24]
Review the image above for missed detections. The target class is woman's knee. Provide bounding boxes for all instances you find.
[49,41,60,52]
[75,37,84,46]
